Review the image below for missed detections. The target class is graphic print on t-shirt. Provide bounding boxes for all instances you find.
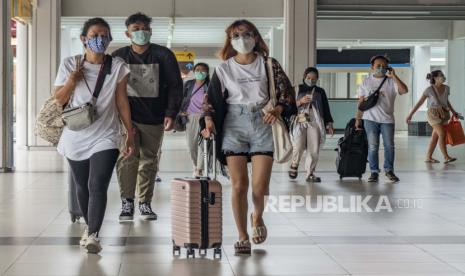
[127,63,160,98]
[237,76,263,84]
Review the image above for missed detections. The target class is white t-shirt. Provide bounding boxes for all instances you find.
[358,74,399,124]
[54,56,130,161]
[215,55,268,106]
[423,85,450,108]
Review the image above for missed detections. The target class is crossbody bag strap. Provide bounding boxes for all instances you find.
[92,55,112,99]
[82,55,113,105]
[190,81,206,97]
[430,85,447,108]
[374,76,388,95]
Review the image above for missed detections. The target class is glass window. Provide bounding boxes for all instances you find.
[349,72,369,98]
[319,71,370,99]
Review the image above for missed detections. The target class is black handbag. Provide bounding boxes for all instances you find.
[174,113,188,132]
[358,76,388,112]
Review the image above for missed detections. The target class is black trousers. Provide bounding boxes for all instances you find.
[68,149,119,235]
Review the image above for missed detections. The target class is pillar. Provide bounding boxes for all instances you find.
[284,0,317,85]
[15,22,28,149]
[269,26,284,66]
[448,39,465,119]
[0,0,14,171]
[28,0,61,148]
[411,46,431,121]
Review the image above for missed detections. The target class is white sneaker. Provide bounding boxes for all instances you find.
[79,227,88,246]
[85,233,102,254]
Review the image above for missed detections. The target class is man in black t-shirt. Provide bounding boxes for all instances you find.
[113,12,182,222]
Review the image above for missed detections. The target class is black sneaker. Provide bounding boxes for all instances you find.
[385,171,400,182]
[368,172,379,183]
[119,198,134,222]
[139,202,157,221]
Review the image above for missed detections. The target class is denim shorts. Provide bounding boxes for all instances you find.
[222,104,274,157]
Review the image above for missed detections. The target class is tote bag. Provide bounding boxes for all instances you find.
[445,116,465,146]
[263,58,293,164]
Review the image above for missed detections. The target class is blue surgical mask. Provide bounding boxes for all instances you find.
[305,79,317,87]
[85,36,110,54]
[131,30,151,46]
[194,71,208,81]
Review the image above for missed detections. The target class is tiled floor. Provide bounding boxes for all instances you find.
[1,132,465,275]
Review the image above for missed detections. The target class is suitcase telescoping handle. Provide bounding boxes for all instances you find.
[203,134,217,180]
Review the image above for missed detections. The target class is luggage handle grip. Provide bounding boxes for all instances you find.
[203,134,217,180]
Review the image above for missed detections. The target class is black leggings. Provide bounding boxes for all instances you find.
[68,149,119,235]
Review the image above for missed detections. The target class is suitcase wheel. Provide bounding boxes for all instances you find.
[214,248,222,260]
[186,248,195,258]
[172,245,181,256]
[70,214,80,223]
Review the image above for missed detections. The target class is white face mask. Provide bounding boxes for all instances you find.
[231,37,256,54]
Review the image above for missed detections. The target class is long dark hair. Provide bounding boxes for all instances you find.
[193,62,210,84]
[218,19,269,61]
[426,70,443,85]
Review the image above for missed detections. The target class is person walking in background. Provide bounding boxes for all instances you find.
[406,70,459,164]
[355,55,408,183]
[178,63,210,177]
[288,67,334,182]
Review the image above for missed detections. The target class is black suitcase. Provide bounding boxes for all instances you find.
[68,171,82,223]
[336,118,368,180]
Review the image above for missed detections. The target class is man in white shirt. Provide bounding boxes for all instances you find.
[355,55,408,183]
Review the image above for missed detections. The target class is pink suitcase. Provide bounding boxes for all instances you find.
[171,136,222,259]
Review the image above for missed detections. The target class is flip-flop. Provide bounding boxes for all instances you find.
[234,240,251,255]
[251,213,267,245]
[425,158,440,163]
[444,158,457,164]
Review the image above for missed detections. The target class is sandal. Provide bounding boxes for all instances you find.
[444,157,457,164]
[306,174,321,183]
[234,240,251,255]
[251,213,267,245]
[288,165,298,179]
[425,158,440,163]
